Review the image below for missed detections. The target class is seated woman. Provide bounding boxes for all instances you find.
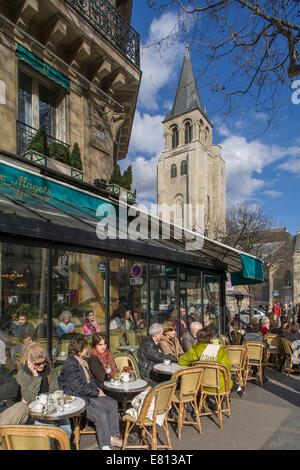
[159,321,184,362]
[57,311,75,338]
[83,310,100,336]
[16,342,71,435]
[178,327,233,393]
[59,334,122,450]
[133,311,145,330]
[88,333,118,387]
[259,316,271,336]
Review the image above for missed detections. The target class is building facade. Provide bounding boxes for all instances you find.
[157,48,226,238]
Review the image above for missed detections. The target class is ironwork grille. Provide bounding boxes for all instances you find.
[17,120,69,155]
[64,0,140,69]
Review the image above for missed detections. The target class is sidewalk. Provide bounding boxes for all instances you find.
[78,368,300,451]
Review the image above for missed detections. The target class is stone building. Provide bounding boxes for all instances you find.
[0,0,141,184]
[157,47,226,238]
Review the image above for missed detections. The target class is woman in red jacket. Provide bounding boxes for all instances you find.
[260,317,271,336]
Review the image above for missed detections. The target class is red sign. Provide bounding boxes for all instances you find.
[130,264,142,278]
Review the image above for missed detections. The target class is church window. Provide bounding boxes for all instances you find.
[180,159,187,175]
[171,126,179,148]
[171,163,177,178]
[184,121,192,143]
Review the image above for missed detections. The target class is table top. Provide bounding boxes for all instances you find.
[103,378,148,394]
[28,396,85,421]
[153,363,184,375]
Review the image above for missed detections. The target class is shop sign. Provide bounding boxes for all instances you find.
[273,290,279,297]
[130,264,142,278]
[130,277,143,286]
[97,262,106,273]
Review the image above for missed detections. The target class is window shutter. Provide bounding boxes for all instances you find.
[57,91,67,143]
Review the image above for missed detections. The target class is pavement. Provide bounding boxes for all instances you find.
[78,367,300,451]
[1,367,299,451]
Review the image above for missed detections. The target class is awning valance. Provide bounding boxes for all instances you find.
[17,45,70,91]
[230,254,264,286]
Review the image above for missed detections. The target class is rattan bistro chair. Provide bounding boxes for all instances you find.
[224,345,247,393]
[0,425,70,450]
[264,334,281,367]
[193,362,231,429]
[244,342,267,388]
[122,379,177,451]
[109,332,126,355]
[114,353,141,378]
[168,366,204,439]
[281,337,300,375]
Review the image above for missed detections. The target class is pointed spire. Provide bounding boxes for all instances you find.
[163,48,205,122]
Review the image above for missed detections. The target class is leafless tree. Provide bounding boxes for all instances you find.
[148,0,300,121]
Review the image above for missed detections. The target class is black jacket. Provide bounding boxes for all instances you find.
[59,356,99,405]
[137,335,166,385]
[0,365,20,412]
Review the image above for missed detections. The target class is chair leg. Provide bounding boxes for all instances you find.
[193,400,202,434]
[122,421,130,450]
[163,418,172,450]
[216,396,223,429]
[177,402,184,439]
[152,423,157,451]
[73,416,80,451]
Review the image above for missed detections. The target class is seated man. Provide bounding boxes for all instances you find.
[203,313,218,336]
[138,323,173,387]
[11,313,35,339]
[181,321,203,352]
[36,313,57,339]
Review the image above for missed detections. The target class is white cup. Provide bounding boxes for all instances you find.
[36,394,48,404]
[164,359,171,366]
[34,403,44,413]
[120,372,130,383]
[60,351,66,357]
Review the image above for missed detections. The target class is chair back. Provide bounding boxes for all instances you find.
[114,353,140,378]
[171,366,203,399]
[0,425,70,450]
[224,345,247,368]
[125,330,139,347]
[212,337,221,345]
[137,328,147,344]
[264,334,280,350]
[57,339,71,355]
[244,342,266,362]
[138,379,177,424]
[219,335,230,346]
[281,337,299,359]
[192,361,230,394]
[109,333,126,354]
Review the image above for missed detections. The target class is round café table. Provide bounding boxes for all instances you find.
[153,363,184,376]
[103,379,148,416]
[29,396,86,450]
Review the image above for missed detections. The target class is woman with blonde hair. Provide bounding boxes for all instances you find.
[16,342,71,435]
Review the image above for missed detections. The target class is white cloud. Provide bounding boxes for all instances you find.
[128,111,164,156]
[278,157,300,176]
[264,190,282,198]
[120,154,158,203]
[139,12,185,111]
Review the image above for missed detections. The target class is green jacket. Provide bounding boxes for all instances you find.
[16,365,58,404]
[178,343,233,393]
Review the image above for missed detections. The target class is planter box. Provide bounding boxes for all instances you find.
[107,184,136,203]
[22,150,84,181]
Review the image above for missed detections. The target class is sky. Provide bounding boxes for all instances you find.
[119,1,300,236]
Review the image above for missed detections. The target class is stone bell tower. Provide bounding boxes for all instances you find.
[157,47,226,238]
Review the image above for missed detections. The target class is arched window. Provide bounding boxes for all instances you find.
[171,126,179,148]
[175,194,184,224]
[180,159,187,175]
[171,163,177,178]
[184,121,192,144]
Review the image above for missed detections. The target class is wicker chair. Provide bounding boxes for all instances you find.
[36,338,58,350]
[57,339,71,355]
[193,362,231,429]
[219,335,230,346]
[125,330,139,347]
[264,334,281,367]
[0,425,70,450]
[109,333,126,355]
[224,345,247,393]
[114,353,141,378]
[122,379,177,450]
[281,337,300,375]
[168,366,204,439]
[232,329,243,345]
[244,342,267,388]
[136,328,147,344]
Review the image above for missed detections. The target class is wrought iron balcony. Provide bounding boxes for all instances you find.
[64,0,140,69]
[17,120,69,155]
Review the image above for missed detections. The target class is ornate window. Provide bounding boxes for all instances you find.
[171,163,177,178]
[184,121,192,144]
[171,126,179,148]
[180,159,187,175]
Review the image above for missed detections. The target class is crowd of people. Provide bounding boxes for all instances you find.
[0,301,299,450]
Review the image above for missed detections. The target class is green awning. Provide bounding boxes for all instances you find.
[17,45,70,91]
[231,254,264,286]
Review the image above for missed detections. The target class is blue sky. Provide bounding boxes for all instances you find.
[120,1,300,236]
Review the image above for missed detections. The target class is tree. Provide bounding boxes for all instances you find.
[109,164,123,186]
[222,202,274,321]
[70,143,82,170]
[122,165,133,191]
[49,142,71,166]
[148,0,300,119]
[27,124,49,156]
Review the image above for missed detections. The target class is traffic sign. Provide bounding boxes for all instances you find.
[130,277,143,286]
[130,264,142,278]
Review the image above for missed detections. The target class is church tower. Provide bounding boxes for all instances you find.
[157,47,226,238]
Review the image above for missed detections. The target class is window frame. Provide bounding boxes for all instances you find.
[171,163,177,178]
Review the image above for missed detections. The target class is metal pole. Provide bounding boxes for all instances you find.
[47,248,53,361]
[106,255,110,347]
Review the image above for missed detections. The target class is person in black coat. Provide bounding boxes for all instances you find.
[59,335,122,450]
[138,323,175,387]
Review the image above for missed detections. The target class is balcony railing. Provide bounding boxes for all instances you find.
[17,120,69,155]
[64,0,140,69]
